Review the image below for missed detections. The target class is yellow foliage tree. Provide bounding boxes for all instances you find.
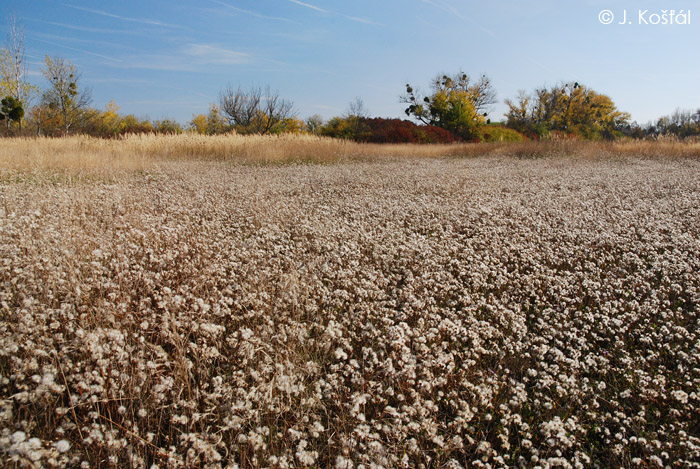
[189,113,208,134]
[506,82,630,140]
[402,72,496,141]
[272,116,305,134]
[99,100,121,136]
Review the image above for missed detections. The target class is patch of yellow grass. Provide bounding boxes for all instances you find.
[1,134,699,178]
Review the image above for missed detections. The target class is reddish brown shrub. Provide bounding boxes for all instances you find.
[360,118,457,144]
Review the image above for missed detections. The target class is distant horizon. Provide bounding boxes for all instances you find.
[3,0,698,125]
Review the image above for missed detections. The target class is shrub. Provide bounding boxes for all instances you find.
[365,118,457,144]
[153,119,183,135]
[480,124,528,142]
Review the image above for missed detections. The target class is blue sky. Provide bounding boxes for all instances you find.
[3,0,698,125]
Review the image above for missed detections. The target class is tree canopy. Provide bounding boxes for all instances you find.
[505,82,631,140]
[41,55,92,136]
[0,95,24,130]
[402,72,497,141]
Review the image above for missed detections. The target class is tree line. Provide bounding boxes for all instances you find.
[1,14,698,141]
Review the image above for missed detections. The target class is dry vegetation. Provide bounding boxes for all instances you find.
[1,136,699,468]
[1,134,699,176]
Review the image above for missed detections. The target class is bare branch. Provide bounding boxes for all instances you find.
[471,75,497,114]
[220,84,294,134]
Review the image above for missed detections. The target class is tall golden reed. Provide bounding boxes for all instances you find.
[1,133,698,175]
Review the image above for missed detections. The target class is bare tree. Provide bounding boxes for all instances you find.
[346,96,369,119]
[344,96,370,140]
[220,85,261,128]
[4,13,25,101]
[0,12,36,134]
[41,55,92,136]
[219,85,294,134]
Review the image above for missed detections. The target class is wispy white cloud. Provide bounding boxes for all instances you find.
[182,44,249,65]
[40,20,135,35]
[246,56,336,76]
[28,35,123,62]
[120,55,197,72]
[421,0,495,37]
[29,30,125,48]
[288,0,327,13]
[88,78,212,100]
[64,4,187,29]
[287,0,381,25]
[422,0,463,18]
[344,15,381,26]
[27,30,129,52]
[121,44,250,72]
[210,0,296,23]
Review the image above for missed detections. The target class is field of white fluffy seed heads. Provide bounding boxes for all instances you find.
[1,155,699,468]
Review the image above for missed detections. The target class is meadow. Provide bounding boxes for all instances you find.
[1,135,699,468]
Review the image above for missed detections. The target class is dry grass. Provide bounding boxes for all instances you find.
[1,134,699,179]
[1,138,700,467]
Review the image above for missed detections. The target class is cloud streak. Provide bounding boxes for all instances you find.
[39,20,135,35]
[210,0,296,23]
[422,0,463,18]
[64,4,187,29]
[120,44,250,72]
[421,0,496,37]
[28,35,123,62]
[288,0,327,13]
[287,0,381,25]
[183,44,249,65]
